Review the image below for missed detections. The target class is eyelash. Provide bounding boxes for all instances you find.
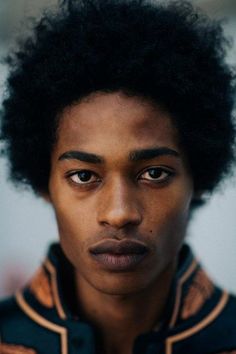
[65,167,175,188]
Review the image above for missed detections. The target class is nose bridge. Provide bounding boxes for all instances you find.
[97,175,142,228]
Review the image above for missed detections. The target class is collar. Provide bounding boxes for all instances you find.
[15,243,228,354]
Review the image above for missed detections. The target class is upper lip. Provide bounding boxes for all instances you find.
[89,239,149,255]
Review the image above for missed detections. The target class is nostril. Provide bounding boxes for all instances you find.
[98,207,142,229]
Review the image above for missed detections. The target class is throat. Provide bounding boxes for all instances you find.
[95,330,135,354]
[74,260,177,354]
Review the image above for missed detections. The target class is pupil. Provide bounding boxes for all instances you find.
[149,169,161,178]
[79,171,91,182]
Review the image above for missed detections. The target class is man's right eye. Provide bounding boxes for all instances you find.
[67,170,99,185]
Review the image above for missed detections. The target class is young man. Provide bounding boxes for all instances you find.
[0,0,236,353]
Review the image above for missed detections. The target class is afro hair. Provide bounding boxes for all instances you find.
[1,0,235,205]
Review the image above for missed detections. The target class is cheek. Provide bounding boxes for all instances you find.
[54,205,92,246]
[50,179,91,231]
[52,195,100,258]
[147,185,192,241]
[49,177,100,266]
[54,205,93,270]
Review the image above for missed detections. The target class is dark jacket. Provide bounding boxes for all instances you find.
[0,244,236,354]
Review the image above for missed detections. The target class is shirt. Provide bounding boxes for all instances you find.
[0,243,236,354]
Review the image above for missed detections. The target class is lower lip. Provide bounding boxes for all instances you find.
[90,253,147,271]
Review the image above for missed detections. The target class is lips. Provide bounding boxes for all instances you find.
[89,240,149,271]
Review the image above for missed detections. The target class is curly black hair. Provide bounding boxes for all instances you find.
[1,0,235,204]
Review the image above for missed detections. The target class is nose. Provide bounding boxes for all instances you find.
[97,177,142,229]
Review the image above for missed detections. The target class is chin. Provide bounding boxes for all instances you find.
[91,273,153,296]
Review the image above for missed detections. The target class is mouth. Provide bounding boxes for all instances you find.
[89,239,149,271]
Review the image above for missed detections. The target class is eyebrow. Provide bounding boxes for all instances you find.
[58,151,104,163]
[58,147,180,164]
[129,147,180,161]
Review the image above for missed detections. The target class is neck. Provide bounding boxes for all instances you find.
[75,260,177,354]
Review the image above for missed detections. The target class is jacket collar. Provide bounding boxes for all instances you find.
[16,243,213,324]
[15,243,228,353]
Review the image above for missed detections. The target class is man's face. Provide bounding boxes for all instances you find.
[49,92,193,295]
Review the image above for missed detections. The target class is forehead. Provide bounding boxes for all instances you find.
[55,91,180,155]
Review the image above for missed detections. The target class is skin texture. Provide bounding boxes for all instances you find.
[48,91,194,354]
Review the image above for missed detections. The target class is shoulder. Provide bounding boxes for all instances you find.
[167,249,236,354]
[0,295,39,353]
[0,295,21,325]
[218,292,236,331]
[166,289,236,354]
[0,294,33,337]
[0,291,62,353]
[195,290,236,353]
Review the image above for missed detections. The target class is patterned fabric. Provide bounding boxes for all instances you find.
[181,268,214,319]
[0,243,236,354]
[29,267,54,308]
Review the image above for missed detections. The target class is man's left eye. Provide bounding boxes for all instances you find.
[139,167,173,182]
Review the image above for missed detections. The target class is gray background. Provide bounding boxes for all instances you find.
[0,0,236,298]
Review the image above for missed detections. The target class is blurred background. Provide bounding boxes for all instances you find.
[0,0,236,299]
